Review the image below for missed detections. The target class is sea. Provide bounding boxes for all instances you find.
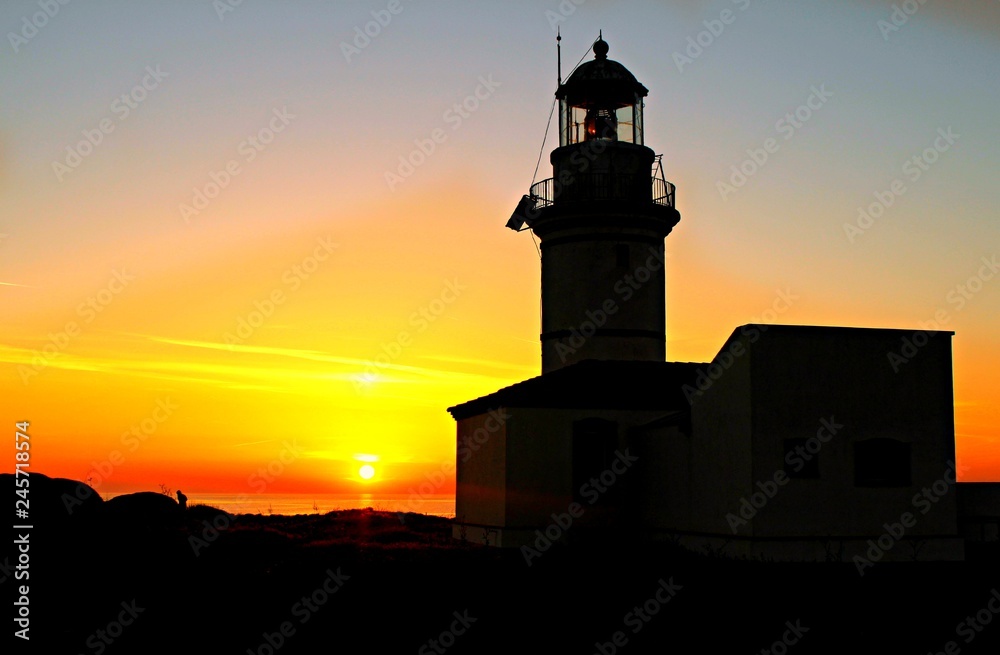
[176,492,456,518]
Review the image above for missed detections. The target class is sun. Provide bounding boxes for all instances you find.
[354,454,379,481]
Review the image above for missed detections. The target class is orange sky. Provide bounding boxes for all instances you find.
[2,1,998,498]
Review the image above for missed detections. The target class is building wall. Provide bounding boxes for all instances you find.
[453,413,506,534]
[958,482,1000,542]
[635,326,963,561]
[747,328,959,549]
[453,326,968,560]
[684,327,756,536]
[453,405,663,547]
[504,408,664,531]
[629,421,693,533]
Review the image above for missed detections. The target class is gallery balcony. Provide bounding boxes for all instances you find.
[528,173,675,211]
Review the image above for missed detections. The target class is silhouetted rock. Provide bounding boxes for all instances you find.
[186,503,232,524]
[103,490,180,524]
[1,472,103,526]
[9,473,1000,653]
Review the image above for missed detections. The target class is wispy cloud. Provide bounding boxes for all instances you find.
[146,335,508,382]
[417,353,536,375]
[0,334,515,394]
[232,439,275,448]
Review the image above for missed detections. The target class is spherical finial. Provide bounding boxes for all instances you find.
[593,38,609,60]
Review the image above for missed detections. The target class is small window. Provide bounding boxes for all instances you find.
[572,418,618,502]
[854,439,911,487]
[615,244,630,269]
[783,438,820,479]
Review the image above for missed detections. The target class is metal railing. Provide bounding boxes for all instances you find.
[529,173,675,210]
[652,177,675,208]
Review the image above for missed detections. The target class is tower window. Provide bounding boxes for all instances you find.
[854,438,912,487]
[572,418,618,503]
[585,108,618,141]
[783,438,820,479]
[615,244,630,269]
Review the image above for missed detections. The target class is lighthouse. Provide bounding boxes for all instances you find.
[510,37,680,373]
[449,35,971,559]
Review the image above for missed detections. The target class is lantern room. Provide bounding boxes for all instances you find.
[556,37,647,146]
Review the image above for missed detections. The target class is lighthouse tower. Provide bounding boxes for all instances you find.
[512,37,680,373]
[450,37,971,560]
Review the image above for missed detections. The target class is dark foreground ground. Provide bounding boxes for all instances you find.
[6,474,1000,654]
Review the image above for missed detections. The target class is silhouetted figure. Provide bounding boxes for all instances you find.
[176,490,188,510]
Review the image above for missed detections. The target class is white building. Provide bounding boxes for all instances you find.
[448,38,998,562]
